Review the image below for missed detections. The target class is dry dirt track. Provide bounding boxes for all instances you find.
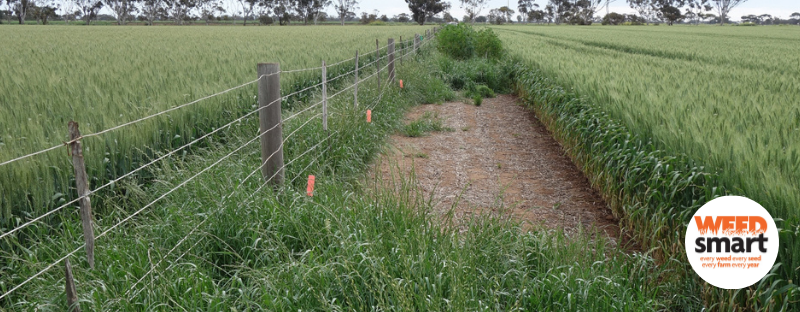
[377,95,619,238]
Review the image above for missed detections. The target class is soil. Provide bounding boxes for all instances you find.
[376,95,619,239]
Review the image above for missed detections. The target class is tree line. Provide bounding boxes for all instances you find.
[0,0,462,25]
[458,0,797,26]
[2,0,796,26]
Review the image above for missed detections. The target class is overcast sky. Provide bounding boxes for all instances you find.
[330,0,799,21]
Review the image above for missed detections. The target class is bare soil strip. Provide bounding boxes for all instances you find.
[377,95,619,238]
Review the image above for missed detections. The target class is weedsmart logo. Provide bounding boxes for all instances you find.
[685,196,779,289]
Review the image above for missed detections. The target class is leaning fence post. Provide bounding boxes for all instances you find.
[376,39,381,91]
[414,34,420,54]
[354,50,359,109]
[65,259,80,312]
[257,63,284,187]
[68,121,94,270]
[388,38,395,84]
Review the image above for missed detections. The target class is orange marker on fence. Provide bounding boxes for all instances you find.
[367,110,372,123]
[306,175,315,197]
[399,80,404,89]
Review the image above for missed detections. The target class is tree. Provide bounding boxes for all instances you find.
[791,12,800,25]
[709,0,746,25]
[295,0,329,24]
[488,8,503,24]
[652,0,685,25]
[104,0,137,24]
[442,11,455,22]
[459,0,487,24]
[358,11,374,24]
[658,4,682,24]
[758,13,771,25]
[164,0,194,24]
[273,0,293,25]
[602,0,616,16]
[568,0,602,25]
[405,0,448,25]
[546,0,571,24]
[196,0,222,24]
[7,0,35,23]
[602,11,624,24]
[517,0,538,23]
[396,12,409,22]
[474,15,486,22]
[74,0,102,24]
[140,0,163,24]
[236,0,261,26]
[626,0,656,23]
[701,12,715,23]
[684,0,710,25]
[30,1,57,24]
[311,0,330,24]
[527,9,545,23]
[498,6,514,23]
[334,0,356,25]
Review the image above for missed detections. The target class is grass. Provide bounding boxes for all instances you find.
[493,24,800,310]
[0,25,430,227]
[492,25,800,228]
[0,46,675,311]
[401,111,452,137]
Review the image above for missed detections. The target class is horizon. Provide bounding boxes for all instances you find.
[334,0,797,23]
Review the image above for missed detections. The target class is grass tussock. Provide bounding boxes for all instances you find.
[402,112,452,137]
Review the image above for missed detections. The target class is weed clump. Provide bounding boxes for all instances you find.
[436,24,503,60]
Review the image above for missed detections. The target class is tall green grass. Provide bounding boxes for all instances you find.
[0,26,426,226]
[492,26,800,231]
[1,50,673,311]
[497,25,800,310]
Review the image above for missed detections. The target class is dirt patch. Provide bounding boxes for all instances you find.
[377,95,619,238]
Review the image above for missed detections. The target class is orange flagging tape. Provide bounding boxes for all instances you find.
[367,110,372,123]
[307,175,315,196]
[399,80,404,89]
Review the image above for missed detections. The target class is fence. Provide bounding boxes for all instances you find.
[0,27,439,309]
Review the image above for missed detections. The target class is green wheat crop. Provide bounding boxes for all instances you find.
[0,25,427,223]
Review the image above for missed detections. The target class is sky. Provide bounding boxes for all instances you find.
[334,0,800,22]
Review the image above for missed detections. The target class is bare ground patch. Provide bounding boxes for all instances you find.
[375,95,619,239]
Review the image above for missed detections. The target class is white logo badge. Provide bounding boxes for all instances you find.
[685,196,779,289]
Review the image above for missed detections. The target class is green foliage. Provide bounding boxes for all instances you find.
[735,22,758,26]
[436,23,475,60]
[258,15,274,25]
[401,111,450,137]
[437,23,503,60]
[602,12,625,25]
[467,84,496,99]
[475,28,504,59]
[436,55,515,94]
[473,94,483,106]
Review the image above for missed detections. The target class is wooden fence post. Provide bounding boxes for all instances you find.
[388,38,395,84]
[322,60,327,132]
[67,121,94,270]
[257,63,284,187]
[65,259,81,312]
[354,50,359,109]
[376,39,381,91]
[399,36,403,65]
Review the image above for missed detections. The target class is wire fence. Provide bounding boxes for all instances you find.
[0,28,439,307]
